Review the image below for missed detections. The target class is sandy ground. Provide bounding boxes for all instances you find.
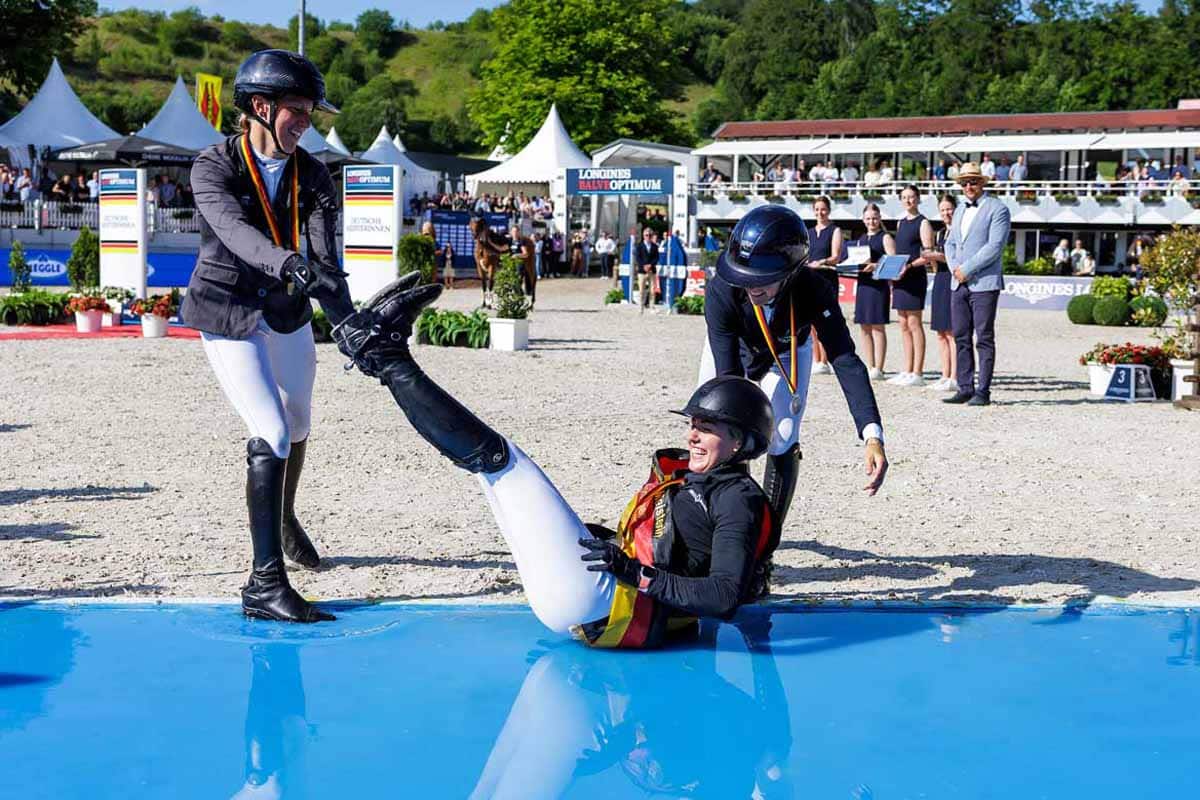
[2,277,1198,608]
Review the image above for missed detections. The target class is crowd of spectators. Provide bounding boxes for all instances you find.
[0,166,194,208]
[408,189,556,222]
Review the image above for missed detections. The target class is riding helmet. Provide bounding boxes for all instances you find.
[716,205,811,288]
[672,376,774,462]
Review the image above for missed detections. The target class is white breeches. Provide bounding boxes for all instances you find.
[200,320,317,459]
[478,440,616,633]
[697,336,813,456]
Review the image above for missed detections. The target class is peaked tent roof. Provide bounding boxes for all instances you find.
[467,105,590,188]
[0,58,118,157]
[299,124,334,155]
[358,126,442,206]
[325,127,350,156]
[139,77,225,151]
[392,134,407,153]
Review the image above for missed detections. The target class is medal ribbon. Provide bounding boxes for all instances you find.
[752,302,798,394]
[240,134,299,250]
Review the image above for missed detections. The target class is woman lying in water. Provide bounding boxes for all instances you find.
[327,276,781,648]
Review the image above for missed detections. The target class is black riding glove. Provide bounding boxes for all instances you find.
[579,538,653,589]
[282,254,345,303]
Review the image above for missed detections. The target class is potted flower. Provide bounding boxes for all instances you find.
[1079,342,1172,397]
[65,290,108,333]
[101,286,134,327]
[130,292,178,338]
[488,255,531,351]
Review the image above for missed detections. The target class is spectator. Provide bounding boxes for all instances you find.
[946,159,961,182]
[1070,239,1091,276]
[943,161,1011,407]
[72,173,89,202]
[158,174,177,206]
[87,170,100,201]
[1008,155,1027,183]
[888,184,934,387]
[551,230,564,277]
[51,175,71,201]
[878,159,894,184]
[979,153,996,180]
[842,161,860,183]
[1052,238,1071,276]
[995,158,1011,183]
[0,167,12,200]
[37,169,55,199]
[17,168,32,202]
[806,195,844,375]
[922,193,958,392]
[1172,154,1191,179]
[634,226,658,312]
[933,159,947,181]
[862,161,883,188]
[1169,170,1190,198]
[822,159,839,185]
[595,230,616,281]
[700,162,719,183]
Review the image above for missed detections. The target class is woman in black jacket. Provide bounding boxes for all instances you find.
[330,279,777,648]
[182,50,361,624]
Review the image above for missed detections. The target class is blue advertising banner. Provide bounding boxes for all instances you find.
[566,167,674,196]
[0,248,199,288]
[426,210,510,270]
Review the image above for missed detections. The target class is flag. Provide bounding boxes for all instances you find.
[196,73,223,131]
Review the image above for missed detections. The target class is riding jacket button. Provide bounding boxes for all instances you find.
[257,288,267,298]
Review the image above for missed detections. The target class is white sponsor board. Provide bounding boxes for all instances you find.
[342,164,402,302]
[98,168,148,297]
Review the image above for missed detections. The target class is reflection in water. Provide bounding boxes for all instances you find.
[469,614,793,799]
[230,645,311,800]
[1167,611,1200,667]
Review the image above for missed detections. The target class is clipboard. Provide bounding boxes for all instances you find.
[837,245,871,274]
[873,254,910,281]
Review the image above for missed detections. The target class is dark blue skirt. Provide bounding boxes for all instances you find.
[930,270,952,332]
[854,275,891,325]
[892,266,928,311]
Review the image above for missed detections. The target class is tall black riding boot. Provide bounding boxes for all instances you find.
[380,358,511,474]
[241,438,334,623]
[762,443,802,539]
[281,438,321,569]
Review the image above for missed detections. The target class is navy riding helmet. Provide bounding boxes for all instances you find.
[672,376,774,462]
[234,49,339,116]
[716,205,812,288]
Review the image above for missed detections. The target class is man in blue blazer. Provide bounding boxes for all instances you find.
[943,162,1011,406]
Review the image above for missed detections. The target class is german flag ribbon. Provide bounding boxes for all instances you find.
[239,134,299,251]
[752,302,798,394]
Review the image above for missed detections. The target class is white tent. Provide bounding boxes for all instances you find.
[358,125,441,209]
[299,125,335,156]
[139,77,225,152]
[466,104,590,194]
[0,58,118,165]
[392,133,406,153]
[325,126,350,156]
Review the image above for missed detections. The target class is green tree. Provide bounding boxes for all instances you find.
[356,9,396,55]
[67,227,101,290]
[468,0,693,151]
[158,7,209,58]
[9,241,30,293]
[288,12,324,50]
[0,0,96,115]
[220,20,259,52]
[336,74,417,151]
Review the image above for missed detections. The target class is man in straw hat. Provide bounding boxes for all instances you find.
[942,161,1011,407]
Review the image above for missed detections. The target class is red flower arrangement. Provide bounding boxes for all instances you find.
[130,293,177,319]
[64,294,109,314]
[1079,341,1171,372]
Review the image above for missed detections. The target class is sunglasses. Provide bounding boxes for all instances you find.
[961,178,985,186]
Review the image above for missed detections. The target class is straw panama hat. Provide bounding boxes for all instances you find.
[955,162,990,185]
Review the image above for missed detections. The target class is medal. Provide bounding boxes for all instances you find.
[752,302,798,394]
[790,394,802,415]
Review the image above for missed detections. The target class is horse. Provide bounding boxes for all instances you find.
[470,217,506,308]
[508,227,537,308]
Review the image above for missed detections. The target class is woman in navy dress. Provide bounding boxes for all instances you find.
[888,185,934,387]
[807,195,844,375]
[852,203,895,379]
[922,193,958,392]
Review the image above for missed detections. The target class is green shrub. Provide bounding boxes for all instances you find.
[1002,244,1021,274]
[604,288,624,304]
[1023,256,1055,276]
[1090,275,1131,300]
[494,255,530,320]
[9,241,30,292]
[0,289,68,326]
[415,307,490,348]
[397,233,436,286]
[1066,294,1095,324]
[1130,295,1168,327]
[310,309,332,342]
[673,295,705,315]
[698,248,719,269]
[66,227,100,289]
[1091,296,1131,326]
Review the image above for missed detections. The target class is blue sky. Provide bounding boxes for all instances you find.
[98,1,504,27]
[95,0,1166,27]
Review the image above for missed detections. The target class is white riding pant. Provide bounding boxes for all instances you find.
[697,336,813,456]
[478,440,616,634]
[200,320,316,459]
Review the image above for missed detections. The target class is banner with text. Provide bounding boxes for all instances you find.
[426,210,510,272]
[343,164,402,301]
[565,166,675,196]
[99,168,147,298]
[835,274,1094,311]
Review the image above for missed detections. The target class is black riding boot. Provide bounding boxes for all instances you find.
[380,357,510,474]
[281,438,321,569]
[762,443,802,538]
[241,438,334,622]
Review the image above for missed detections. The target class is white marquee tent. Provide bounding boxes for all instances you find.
[358,126,441,209]
[466,104,590,195]
[139,77,225,152]
[0,58,118,166]
[325,126,350,156]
